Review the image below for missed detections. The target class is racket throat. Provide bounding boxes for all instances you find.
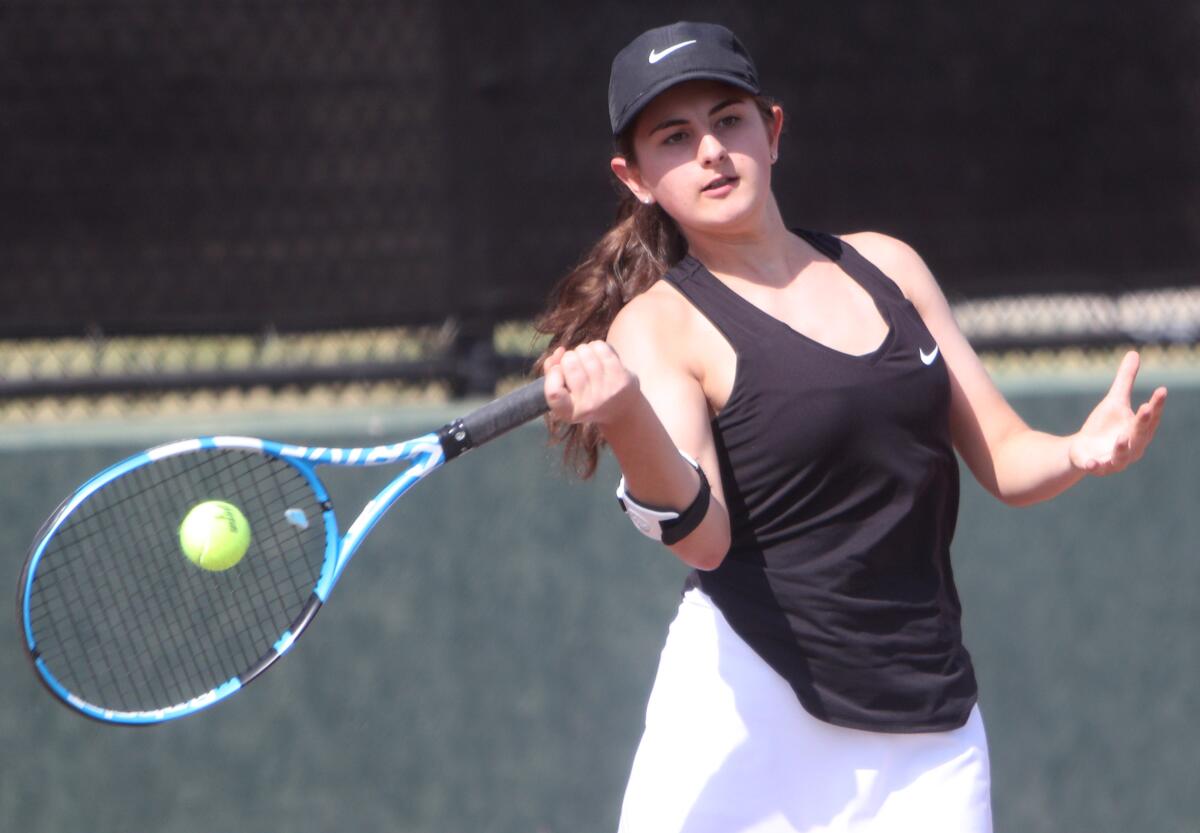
[437,419,472,460]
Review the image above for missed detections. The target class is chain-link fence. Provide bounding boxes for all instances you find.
[0,321,543,423]
[3,294,1198,425]
[1,1,1196,422]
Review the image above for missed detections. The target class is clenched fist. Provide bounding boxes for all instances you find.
[543,341,640,426]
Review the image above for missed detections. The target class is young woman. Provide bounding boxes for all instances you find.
[536,21,1167,833]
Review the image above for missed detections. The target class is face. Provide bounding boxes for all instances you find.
[611,80,783,237]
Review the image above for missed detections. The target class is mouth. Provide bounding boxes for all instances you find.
[702,175,738,193]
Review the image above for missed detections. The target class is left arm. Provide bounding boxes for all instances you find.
[847,232,1168,507]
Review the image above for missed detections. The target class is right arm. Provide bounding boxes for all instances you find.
[543,289,731,569]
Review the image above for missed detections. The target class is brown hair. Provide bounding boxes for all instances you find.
[533,95,778,478]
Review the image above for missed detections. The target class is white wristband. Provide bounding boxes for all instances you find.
[615,451,710,544]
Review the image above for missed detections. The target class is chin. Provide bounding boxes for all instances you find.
[689,197,761,232]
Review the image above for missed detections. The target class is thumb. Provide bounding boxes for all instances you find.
[543,365,571,417]
[1105,350,1139,407]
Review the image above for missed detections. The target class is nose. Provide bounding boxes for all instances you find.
[697,132,728,167]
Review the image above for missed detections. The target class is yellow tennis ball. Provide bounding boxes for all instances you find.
[179,501,251,571]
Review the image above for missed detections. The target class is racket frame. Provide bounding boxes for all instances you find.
[17,379,547,724]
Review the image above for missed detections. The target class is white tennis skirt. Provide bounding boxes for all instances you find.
[617,588,993,833]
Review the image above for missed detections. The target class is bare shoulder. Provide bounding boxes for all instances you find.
[606,279,697,371]
[840,230,942,305]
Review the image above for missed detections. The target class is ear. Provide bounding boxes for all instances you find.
[768,105,784,162]
[611,156,655,205]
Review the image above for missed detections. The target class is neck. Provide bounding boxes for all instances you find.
[679,196,812,287]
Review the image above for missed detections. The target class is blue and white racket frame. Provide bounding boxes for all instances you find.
[17,378,548,725]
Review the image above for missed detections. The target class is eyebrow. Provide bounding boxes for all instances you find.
[647,98,745,136]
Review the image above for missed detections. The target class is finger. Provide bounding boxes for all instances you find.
[542,346,566,373]
[592,340,627,373]
[1133,385,1167,416]
[587,339,619,359]
[1113,429,1131,453]
[1111,432,1133,465]
[1126,404,1151,448]
[1137,394,1167,449]
[574,342,608,383]
[1131,386,1167,442]
[543,364,566,402]
[1148,386,1167,423]
[1150,386,1168,412]
[1149,389,1167,429]
[543,367,576,422]
[1105,350,1139,407]
[558,349,592,394]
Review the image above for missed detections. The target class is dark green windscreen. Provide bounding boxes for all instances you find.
[1,387,1196,832]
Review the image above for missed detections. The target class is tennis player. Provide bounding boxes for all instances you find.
[537,21,1167,833]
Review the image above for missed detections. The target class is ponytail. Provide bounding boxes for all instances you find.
[533,184,687,478]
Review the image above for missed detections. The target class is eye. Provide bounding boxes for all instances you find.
[716,114,741,129]
[662,130,688,146]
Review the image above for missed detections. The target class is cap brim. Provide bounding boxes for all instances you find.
[612,71,761,137]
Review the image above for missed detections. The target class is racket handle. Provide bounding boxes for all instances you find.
[439,378,549,460]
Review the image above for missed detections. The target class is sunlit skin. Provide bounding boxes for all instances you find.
[543,79,1168,570]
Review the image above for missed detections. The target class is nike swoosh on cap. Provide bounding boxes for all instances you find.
[920,346,940,365]
[649,40,697,63]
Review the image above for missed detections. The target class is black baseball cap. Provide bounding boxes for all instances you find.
[608,21,761,136]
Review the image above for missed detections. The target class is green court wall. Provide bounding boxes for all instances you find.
[1,386,1196,833]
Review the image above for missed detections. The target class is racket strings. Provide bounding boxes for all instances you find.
[44,459,226,707]
[26,448,329,714]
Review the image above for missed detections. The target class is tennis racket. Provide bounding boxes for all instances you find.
[17,379,548,725]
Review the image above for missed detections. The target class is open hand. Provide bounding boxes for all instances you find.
[543,341,640,426]
[1068,351,1167,476]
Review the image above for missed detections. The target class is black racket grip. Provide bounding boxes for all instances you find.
[438,378,549,460]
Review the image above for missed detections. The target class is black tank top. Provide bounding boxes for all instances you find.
[669,228,978,733]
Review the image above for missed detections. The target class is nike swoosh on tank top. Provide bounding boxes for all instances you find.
[667,228,978,732]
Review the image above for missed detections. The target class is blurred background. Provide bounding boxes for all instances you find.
[0,2,1196,832]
